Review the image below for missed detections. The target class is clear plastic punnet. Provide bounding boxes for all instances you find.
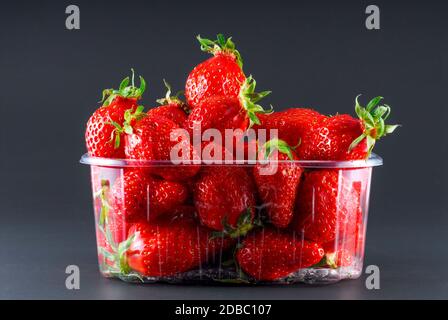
[80,153,383,284]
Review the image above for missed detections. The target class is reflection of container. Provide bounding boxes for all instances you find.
[80,154,382,284]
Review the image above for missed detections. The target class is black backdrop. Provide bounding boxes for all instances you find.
[0,0,447,299]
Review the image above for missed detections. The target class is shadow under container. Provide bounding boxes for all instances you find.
[80,154,383,285]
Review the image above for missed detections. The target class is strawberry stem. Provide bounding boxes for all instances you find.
[101,69,147,107]
[197,34,243,68]
[156,79,188,113]
[105,106,146,149]
[349,95,400,156]
[262,138,296,161]
[239,75,272,127]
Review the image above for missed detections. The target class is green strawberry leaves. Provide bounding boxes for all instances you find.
[197,34,244,68]
[262,138,297,161]
[155,79,189,113]
[106,105,146,149]
[97,219,143,281]
[349,95,400,156]
[210,208,261,240]
[239,75,273,127]
[101,69,147,107]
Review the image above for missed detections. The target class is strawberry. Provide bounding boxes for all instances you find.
[185,34,246,110]
[293,169,362,244]
[257,96,398,160]
[94,179,144,269]
[147,80,190,127]
[125,217,234,277]
[85,70,146,158]
[124,114,200,181]
[194,166,256,232]
[110,169,189,221]
[253,139,303,228]
[185,76,271,137]
[255,108,323,149]
[319,208,365,268]
[236,228,324,281]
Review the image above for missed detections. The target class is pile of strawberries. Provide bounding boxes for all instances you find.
[85,34,398,282]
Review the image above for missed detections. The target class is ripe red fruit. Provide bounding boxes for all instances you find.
[293,169,362,244]
[85,70,146,158]
[255,108,323,148]
[253,139,303,228]
[110,169,189,221]
[124,114,200,181]
[236,228,324,281]
[185,34,246,110]
[125,217,233,277]
[256,96,398,160]
[185,76,271,135]
[320,208,365,268]
[194,166,256,232]
[147,80,190,127]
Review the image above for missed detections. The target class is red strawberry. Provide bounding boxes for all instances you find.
[111,169,189,221]
[255,108,323,149]
[185,34,246,110]
[125,217,233,277]
[94,179,144,269]
[236,228,324,281]
[257,96,398,160]
[194,166,256,232]
[293,169,362,244]
[253,139,303,228]
[320,207,365,268]
[125,114,200,181]
[185,76,271,136]
[147,80,190,127]
[85,70,146,158]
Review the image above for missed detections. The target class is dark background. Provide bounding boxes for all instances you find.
[0,0,447,299]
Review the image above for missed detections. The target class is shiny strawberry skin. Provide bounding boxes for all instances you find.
[147,103,189,127]
[126,218,233,277]
[256,108,323,151]
[253,151,303,228]
[185,95,249,135]
[185,53,245,110]
[236,228,324,281]
[125,115,200,181]
[85,97,138,158]
[111,169,188,221]
[301,114,367,160]
[194,166,256,231]
[293,170,362,244]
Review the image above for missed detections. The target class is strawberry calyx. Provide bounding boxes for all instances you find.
[349,95,400,156]
[239,75,272,127]
[101,69,147,107]
[156,79,190,113]
[210,208,261,240]
[197,34,243,68]
[262,138,297,161]
[106,105,146,149]
[97,224,143,281]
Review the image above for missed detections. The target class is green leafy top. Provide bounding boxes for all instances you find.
[101,69,147,107]
[349,95,400,156]
[106,105,146,149]
[197,34,243,68]
[262,138,297,161]
[239,75,273,127]
[210,208,261,240]
[155,79,190,115]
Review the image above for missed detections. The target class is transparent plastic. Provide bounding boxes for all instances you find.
[80,154,382,285]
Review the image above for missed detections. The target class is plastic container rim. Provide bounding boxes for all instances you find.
[79,153,383,169]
